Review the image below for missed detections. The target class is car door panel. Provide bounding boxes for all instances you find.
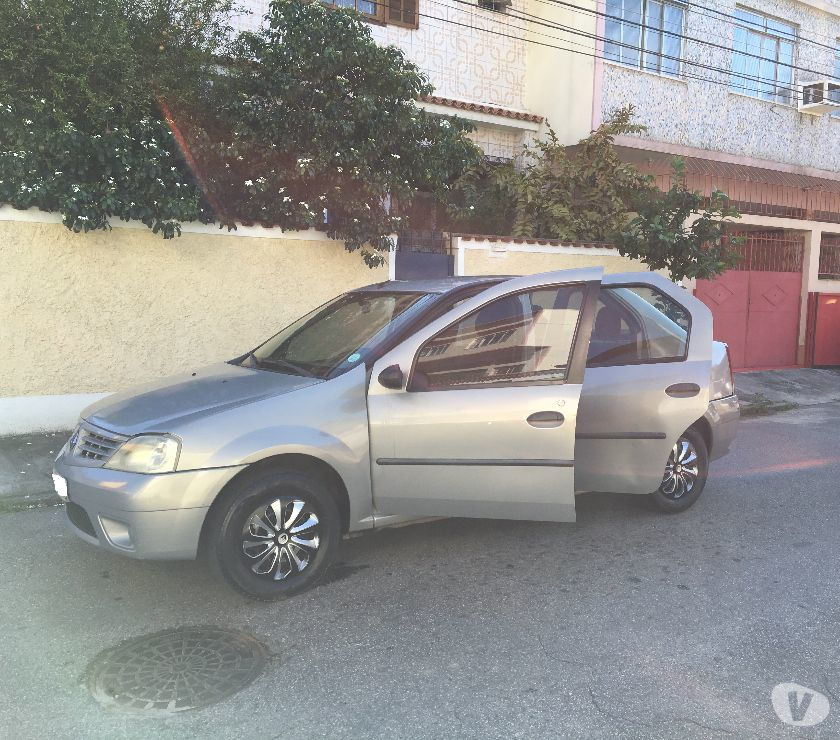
[367,267,603,523]
[371,385,581,521]
[576,360,710,494]
[575,273,714,495]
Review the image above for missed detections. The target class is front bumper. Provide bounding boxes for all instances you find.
[54,456,245,560]
[705,394,740,461]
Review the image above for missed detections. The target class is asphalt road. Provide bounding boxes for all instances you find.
[2,403,840,739]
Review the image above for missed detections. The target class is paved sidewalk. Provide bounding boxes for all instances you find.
[736,368,840,416]
[0,432,66,511]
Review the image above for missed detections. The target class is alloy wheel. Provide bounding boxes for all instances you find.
[241,497,320,580]
[660,437,700,500]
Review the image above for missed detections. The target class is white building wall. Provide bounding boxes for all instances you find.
[601,0,840,172]
[234,1,527,109]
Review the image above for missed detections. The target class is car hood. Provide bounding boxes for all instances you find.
[82,362,321,436]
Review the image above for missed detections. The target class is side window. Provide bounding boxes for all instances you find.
[412,284,586,390]
[587,292,644,365]
[587,285,689,366]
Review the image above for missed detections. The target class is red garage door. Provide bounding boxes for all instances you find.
[695,232,804,370]
[814,295,840,366]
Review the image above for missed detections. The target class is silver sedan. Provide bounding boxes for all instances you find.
[53,268,739,599]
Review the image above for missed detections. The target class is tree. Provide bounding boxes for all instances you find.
[0,0,481,262]
[450,107,654,242]
[182,0,480,265]
[0,0,235,236]
[614,159,742,282]
[450,106,741,281]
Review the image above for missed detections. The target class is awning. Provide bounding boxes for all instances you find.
[616,146,840,224]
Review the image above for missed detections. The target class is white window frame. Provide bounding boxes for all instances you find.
[604,0,686,77]
[730,7,797,105]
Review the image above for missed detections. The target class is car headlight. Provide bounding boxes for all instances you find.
[104,435,181,474]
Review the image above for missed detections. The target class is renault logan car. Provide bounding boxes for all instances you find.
[54,268,739,599]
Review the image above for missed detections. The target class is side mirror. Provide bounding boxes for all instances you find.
[377,364,404,390]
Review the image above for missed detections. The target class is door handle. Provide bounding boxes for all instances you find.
[665,383,701,398]
[527,411,565,428]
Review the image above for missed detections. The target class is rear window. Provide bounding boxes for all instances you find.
[587,286,689,366]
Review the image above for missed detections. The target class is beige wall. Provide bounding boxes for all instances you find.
[0,220,386,396]
[461,244,651,277]
[525,0,596,144]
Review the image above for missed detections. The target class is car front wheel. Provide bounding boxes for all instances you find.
[649,427,708,513]
[206,469,340,600]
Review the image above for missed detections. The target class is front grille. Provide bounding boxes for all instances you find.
[71,422,127,467]
[66,501,97,538]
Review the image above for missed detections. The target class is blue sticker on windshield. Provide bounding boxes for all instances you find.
[347,353,361,363]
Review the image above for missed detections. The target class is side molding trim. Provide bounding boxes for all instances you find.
[575,432,667,440]
[376,458,574,467]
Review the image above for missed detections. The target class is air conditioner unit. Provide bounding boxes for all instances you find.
[798,80,840,115]
[478,0,512,11]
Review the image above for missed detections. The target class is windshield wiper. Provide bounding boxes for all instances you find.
[252,355,318,378]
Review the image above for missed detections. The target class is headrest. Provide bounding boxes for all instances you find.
[593,306,623,338]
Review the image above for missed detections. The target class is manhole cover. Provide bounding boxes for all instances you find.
[86,627,267,714]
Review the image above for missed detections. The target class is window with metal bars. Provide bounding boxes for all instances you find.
[604,0,685,77]
[724,231,804,272]
[730,8,797,105]
[818,234,840,279]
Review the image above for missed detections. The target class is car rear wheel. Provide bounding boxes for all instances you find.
[206,469,340,600]
[649,427,708,513]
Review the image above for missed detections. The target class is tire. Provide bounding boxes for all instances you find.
[648,427,709,513]
[206,468,340,600]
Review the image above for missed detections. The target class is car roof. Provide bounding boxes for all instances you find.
[355,276,513,295]
[356,270,672,296]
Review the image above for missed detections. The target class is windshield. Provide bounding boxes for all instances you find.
[246,291,434,379]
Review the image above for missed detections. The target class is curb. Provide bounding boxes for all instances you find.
[738,393,800,418]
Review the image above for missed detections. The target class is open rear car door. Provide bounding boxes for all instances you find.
[575,272,715,494]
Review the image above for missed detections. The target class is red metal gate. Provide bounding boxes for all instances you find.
[695,232,804,370]
[813,294,840,366]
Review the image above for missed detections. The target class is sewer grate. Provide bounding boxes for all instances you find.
[86,626,268,714]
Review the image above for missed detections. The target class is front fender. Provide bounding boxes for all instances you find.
[201,425,374,533]
[206,424,359,470]
[173,366,374,531]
